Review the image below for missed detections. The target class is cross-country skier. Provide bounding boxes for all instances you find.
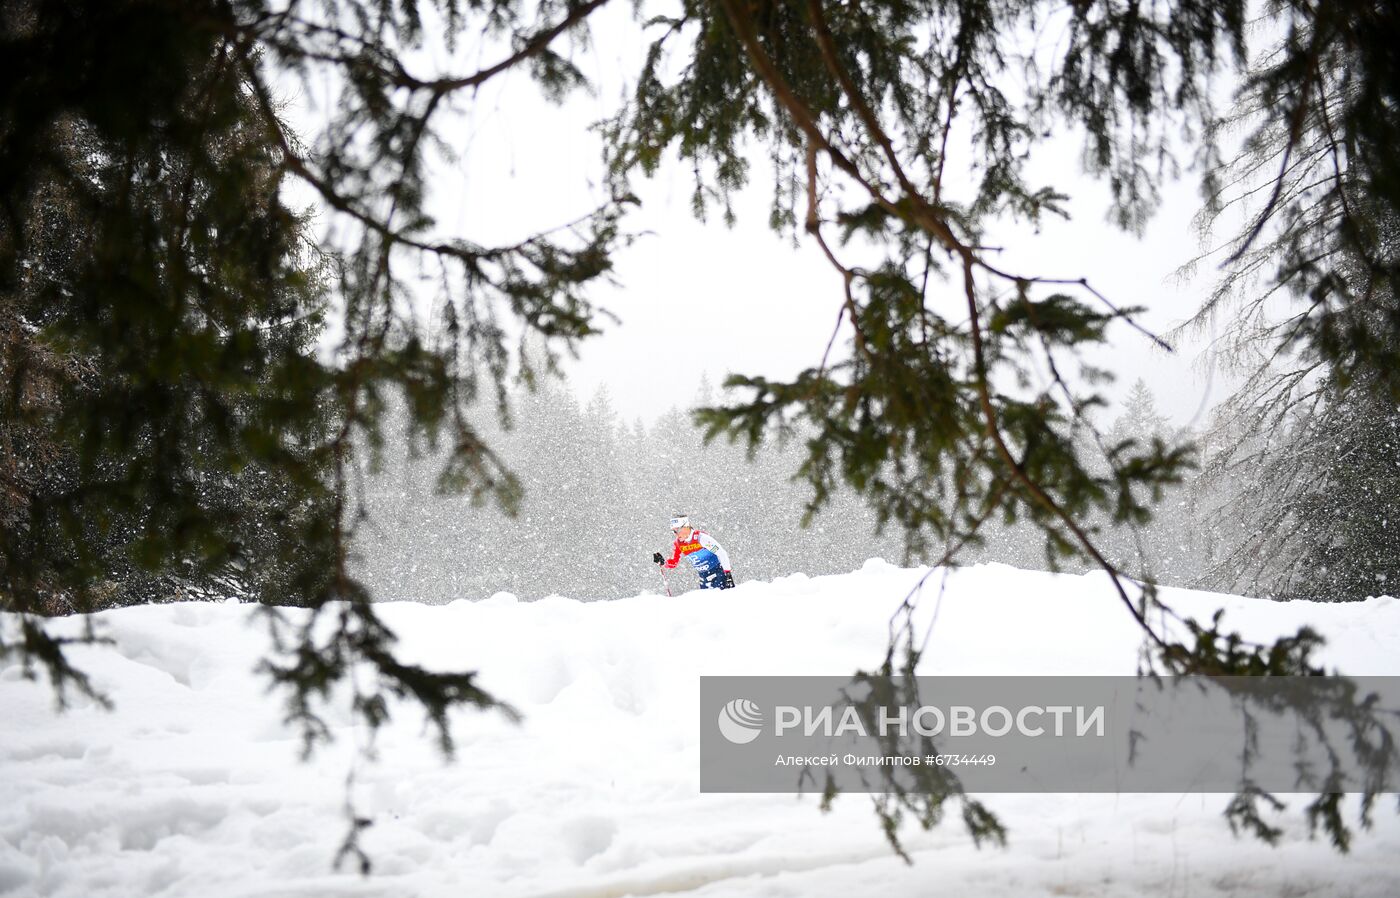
[652,515,736,590]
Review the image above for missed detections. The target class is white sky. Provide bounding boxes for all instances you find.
[559,143,1231,429]
[293,3,1240,430]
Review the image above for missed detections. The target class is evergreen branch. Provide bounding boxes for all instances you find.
[719,0,1186,659]
[803,0,922,201]
[417,0,614,93]
[958,252,1173,655]
[1223,15,1327,266]
[977,269,1172,352]
[804,142,870,361]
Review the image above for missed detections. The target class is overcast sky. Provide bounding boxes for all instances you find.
[559,142,1231,429]
[294,4,1240,430]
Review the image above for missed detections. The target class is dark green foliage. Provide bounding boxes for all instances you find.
[825,662,1008,860]
[1,4,339,620]
[2,0,1397,864]
[256,597,518,760]
[1,0,622,755]
[2,0,624,864]
[1225,786,1286,846]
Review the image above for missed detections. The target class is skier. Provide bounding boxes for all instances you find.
[652,515,736,590]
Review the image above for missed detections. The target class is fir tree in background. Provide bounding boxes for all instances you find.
[1108,380,1170,449]
[1095,380,1199,585]
[1200,371,1400,600]
[1289,380,1400,599]
[1185,1,1400,601]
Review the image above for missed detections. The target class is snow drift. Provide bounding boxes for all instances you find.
[2,561,1399,897]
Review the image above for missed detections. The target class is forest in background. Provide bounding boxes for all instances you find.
[352,374,1394,604]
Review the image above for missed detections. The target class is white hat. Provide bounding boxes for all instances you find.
[669,515,690,530]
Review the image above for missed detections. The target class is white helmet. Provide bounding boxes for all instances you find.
[669,514,690,531]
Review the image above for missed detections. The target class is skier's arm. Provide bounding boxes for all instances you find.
[663,540,682,569]
[698,532,731,571]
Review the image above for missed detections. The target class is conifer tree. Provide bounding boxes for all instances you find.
[1110,380,1170,447]
[1185,1,1400,601]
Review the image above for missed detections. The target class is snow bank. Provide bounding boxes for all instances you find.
[2,562,1398,897]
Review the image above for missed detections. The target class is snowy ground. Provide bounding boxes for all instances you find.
[3,561,1399,898]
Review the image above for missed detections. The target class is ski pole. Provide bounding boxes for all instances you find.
[656,562,672,597]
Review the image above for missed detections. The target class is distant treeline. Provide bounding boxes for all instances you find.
[353,377,1352,602]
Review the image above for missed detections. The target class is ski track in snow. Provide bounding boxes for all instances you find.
[2,561,1399,898]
